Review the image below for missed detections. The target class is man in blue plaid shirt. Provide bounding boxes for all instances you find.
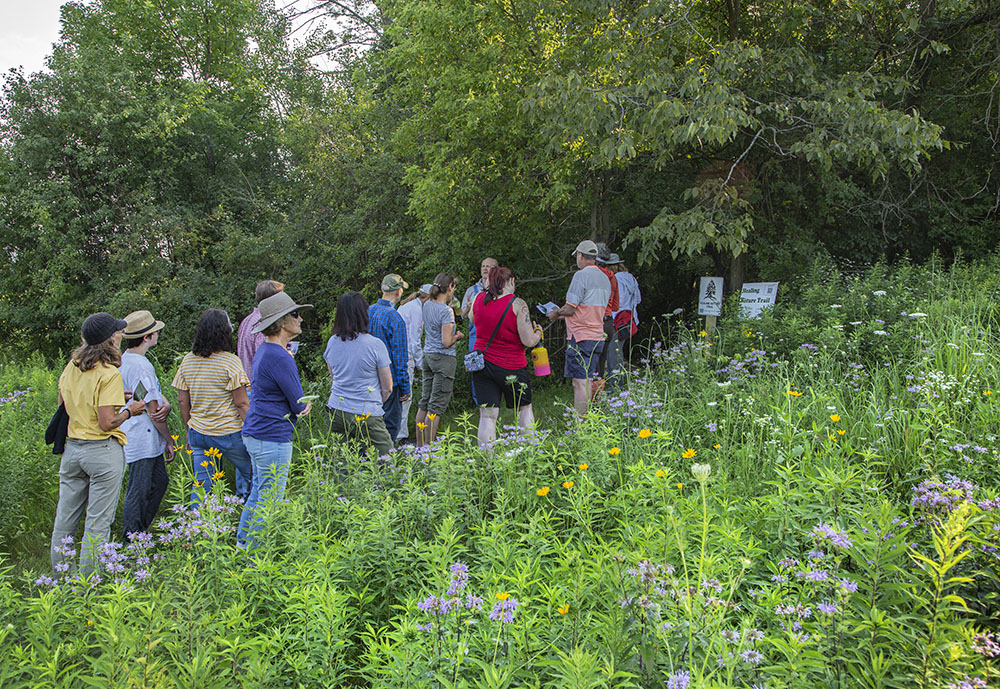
[368,273,411,443]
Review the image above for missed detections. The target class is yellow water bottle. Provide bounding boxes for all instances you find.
[531,329,550,377]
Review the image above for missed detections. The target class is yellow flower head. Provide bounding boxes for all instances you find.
[194,480,203,488]
[537,486,550,496]
[837,429,845,436]
[497,592,510,601]
[85,619,94,626]
[787,390,803,398]
[416,422,428,429]
[713,443,721,450]
[638,428,652,439]
[211,471,225,480]
[557,464,562,470]
[655,469,666,478]
[984,390,993,396]
[562,481,574,489]
[207,447,220,458]
[699,330,708,337]
[682,448,696,459]
[200,461,210,468]
[830,414,840,423]
[676,482,684,490]
[427,412,437,420]
[829,433,837,441]
[608,447,621,456]
[557,603,570,615]
[171,434,179,442]
[185,449,193,455]
[578,463,589,471]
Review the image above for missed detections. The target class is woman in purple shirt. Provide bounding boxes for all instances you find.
[238,292,312,549]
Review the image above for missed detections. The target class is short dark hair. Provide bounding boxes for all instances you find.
[429,273,455,300]
[255,280,285,304]
[191,309,233,357]
[261,313,294,337]
[332,292,369,341]
[122,333,152,350]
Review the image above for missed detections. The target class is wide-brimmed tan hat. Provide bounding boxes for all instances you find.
[123,310,165,338]
[251,292,313,334]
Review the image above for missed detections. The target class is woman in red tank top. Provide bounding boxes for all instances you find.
[469,267,544,447]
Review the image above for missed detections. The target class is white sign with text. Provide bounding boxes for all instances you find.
[698,277,723,316]
[740,282,779,318]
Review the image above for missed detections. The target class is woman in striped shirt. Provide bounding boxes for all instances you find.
[171,309,253,509]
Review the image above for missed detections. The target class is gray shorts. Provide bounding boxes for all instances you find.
[419,352,457,415]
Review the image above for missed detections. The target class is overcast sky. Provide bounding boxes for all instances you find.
[0,1,329,78]
[0,2,66,77]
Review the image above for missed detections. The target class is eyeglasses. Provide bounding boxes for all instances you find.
[290,311,300,319]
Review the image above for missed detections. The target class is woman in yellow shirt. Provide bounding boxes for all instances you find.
[172,309,253,508]
[50,313,146,577]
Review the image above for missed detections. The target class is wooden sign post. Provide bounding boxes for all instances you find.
[698,277,723,333]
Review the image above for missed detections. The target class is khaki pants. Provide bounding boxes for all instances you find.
[327,407,395,456]
[50,437,126,575]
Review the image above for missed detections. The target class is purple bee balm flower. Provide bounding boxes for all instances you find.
[817,601,838,615]
[489,597,520,623]
[740,649,763,665]
[838,578,859,593]
[666,671,691,689]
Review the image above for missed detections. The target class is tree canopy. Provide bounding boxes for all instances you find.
[1,0,996,355]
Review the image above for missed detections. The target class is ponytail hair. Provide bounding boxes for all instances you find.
[428,273,455,300]
[483,266,514,305]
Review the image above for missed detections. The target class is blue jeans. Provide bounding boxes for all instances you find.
[187,428,253,509]
[237,435,293,548]
[382,387,402,444]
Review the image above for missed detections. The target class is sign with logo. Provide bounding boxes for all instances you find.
[698,277,723,316]
[740,282,779,318]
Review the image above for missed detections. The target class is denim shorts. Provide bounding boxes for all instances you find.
[564,338,604,380]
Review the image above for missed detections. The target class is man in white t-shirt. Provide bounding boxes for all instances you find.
[119,311,175,540]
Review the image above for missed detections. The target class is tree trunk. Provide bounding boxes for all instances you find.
[727,252,746,295]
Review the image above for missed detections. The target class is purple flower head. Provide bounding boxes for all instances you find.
[812,523,854,550]
[489,597,520,623]
[740,649,763,665]
[838,578,859,593]
[667,671,691,689]
[946,676,987,689]
[817,601,838,615]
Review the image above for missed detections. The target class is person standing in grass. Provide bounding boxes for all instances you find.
[119,311,174,540]
[324,292,395,455]
[50,313,146,576]
[368,274,411,445]
[608,254,641,362]
[396,284,431,443]
[593,243,621,393]
[416,273,464,445]
[461,257,498,403]
[172,308,254,509]
[547,240,612,418]
[238,292,312,549]
[468,266,543,446]
[235,279,284,500]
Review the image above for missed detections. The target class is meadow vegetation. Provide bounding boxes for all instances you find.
[0,257,998,688]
